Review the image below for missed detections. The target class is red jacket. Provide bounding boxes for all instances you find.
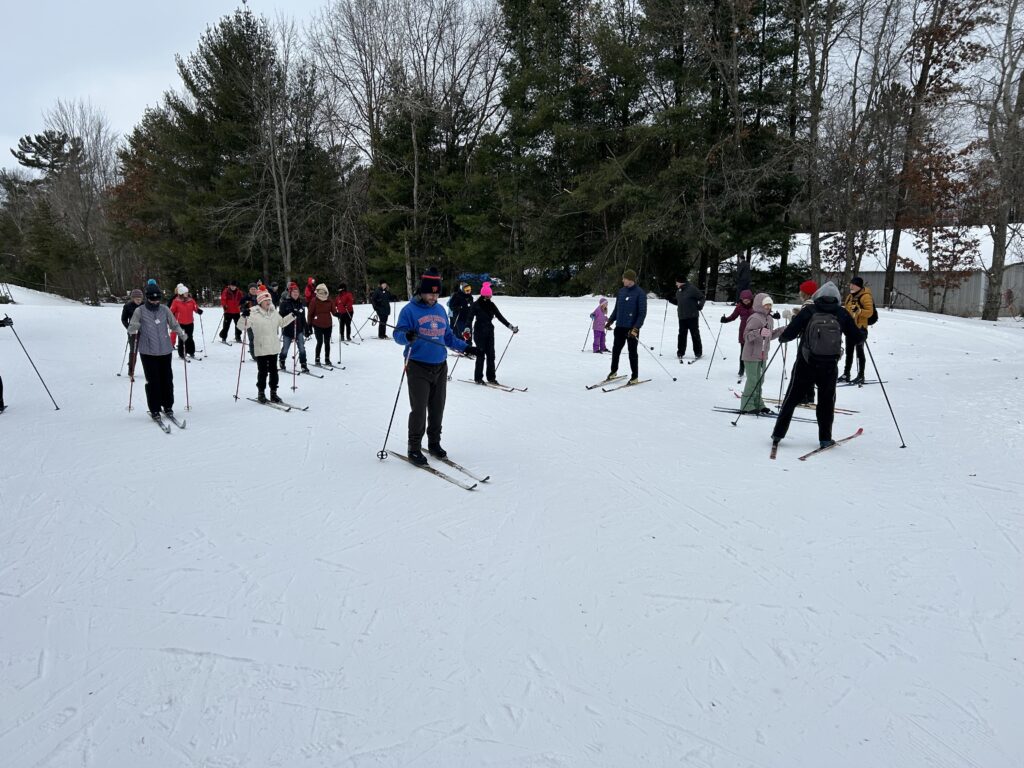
[221,287,243,314]
[307,297,334,329]
[170,296,199,325]
[304,279,316,304]
[334,291,354,316]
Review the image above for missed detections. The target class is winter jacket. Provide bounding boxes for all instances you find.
[304,279,316,304]
[741,293,784,362]
[608,283,647,330]
[393,297,467,364]
[844,286,874,329]
[591,302,608,331]
[221,287,243,314]
[278,296,307,338]
[333,291,355,317]
[239,304,295,357]
[722,289,755,342]
[371,287,396,316]
[240,291,260,314]
[449,290,473,324]
[121,300,141,329]
[307,297,334,329]
[668,282,705,320]
[779,282,864,362]
[471,297,511,337]
[127,302,185,356]
[170,296,201,326]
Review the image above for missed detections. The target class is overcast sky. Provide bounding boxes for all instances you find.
[1,0,324,172]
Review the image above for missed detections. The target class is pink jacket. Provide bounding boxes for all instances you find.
[722,289,756,342]
[591,301,608,331]
[741,293,783,362]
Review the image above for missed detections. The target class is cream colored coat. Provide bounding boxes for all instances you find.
[239,304,296,357]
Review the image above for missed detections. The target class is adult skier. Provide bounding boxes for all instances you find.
[738,294,784,413]
[333,283,355,341]
[278,282,310,372]
[448,282,474,338]
[219,279,244,343]
[127,282,187,421]
[604,269,647,383]
[470,281,518,385]
[371,280,397,339]
[840,276,874,384]
[239,288,296,403]
[667,274,705,360]
[306,283,335,366]
[121,288,144,378]
[170,284,203,360]
[721,289,756,377]
[393,268,476,466]
[771,281,865,450]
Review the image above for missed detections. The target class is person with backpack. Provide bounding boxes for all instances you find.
[839,276,875,384]
[771,281,866,450]
[667,275,705,360]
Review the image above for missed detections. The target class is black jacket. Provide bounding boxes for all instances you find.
[279,296,307,337]
[240,291,260,313]
[780,295,864,364]
[371,287,396,316]
[668,283,705,320]
[121,300,141,329]
[471,297,510,335]
[449,291,473,323]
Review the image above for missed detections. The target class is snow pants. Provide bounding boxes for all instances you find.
[220,312,241,342]
[176,322,195,358]
[337,313,352,341]
[677,316,702,358]
[592,328,607,352]
[844,328,867,376]
[772,356,838,443]
[376,312,389,339]
[140,353,174,413]
[610,327,639,378]
[407,359,447,451]
[256,354,279,395]
[313,325,332,363]
[474,328,497,382]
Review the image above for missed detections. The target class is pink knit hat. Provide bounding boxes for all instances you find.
[480,281,493,297]
[257,290,272,305]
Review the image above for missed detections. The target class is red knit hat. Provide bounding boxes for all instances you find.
[799,280,819,296]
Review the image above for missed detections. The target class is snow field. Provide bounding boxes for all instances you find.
[0,285,1021,767]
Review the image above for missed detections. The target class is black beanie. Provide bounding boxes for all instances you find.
[417,268,442,295]
[145,283,162,300]
[851,276,865,288]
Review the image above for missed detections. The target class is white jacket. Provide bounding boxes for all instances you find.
[239,305,295,357]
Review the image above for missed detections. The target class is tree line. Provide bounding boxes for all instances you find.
[0,0,1021,319]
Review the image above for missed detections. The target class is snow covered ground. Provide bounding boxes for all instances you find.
[1,285,1022,767]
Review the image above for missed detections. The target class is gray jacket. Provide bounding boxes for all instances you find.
[128,302,185,356]
[671,283,705,320]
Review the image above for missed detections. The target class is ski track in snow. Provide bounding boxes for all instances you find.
[0,285,1022,766]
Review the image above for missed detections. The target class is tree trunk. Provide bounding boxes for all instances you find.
[983,218,1008,320]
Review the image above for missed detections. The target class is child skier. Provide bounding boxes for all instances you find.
[239,288,297,403]
[590,297,609,352]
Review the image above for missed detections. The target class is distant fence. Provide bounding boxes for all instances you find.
[849,263,1023,317]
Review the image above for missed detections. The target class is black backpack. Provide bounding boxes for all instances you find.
[867,304,879,325]
[802,311,843,363]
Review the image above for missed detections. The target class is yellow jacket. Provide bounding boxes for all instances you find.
[844,286,874,329]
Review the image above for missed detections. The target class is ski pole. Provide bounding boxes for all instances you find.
[640,335,678,381]
[731,344,781,426]
[699,310,715,337]
[357,313,375,337]
[447,352,462,382]
[377,345,412,460]
[116,337,129,376]
[658,300,668,356]
[181,335,191,411]
[198,312,207,353]
[232,317,247,400]
[580,323,591,352]
[494,330,515,374]
[704,320,724,380]
[864,339,907,448]
[291,328,299,392]
[778,341,787,404]
[348,310,362,341]
[2,316,59,410]
[127,337,136,411]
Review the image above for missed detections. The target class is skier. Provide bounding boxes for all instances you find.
[239,288,297,403]
[839,276,874,384]
[449,282,474,338]
[393,268,476,466]
[307,283,334,366]
[170,284,203,360]
[735,255,752,298]
[127,282,187,421]
[738,294,784,414]
[0,316,11,411]
[333,283,355,341]
[667,274,705,360]
[371,280,396,339]
[278,282,309,372]
[269,282,281,307]
[771,281,865,450]
[304,277,316,304]
[219,279,244,343]
[604,269,647,383]
[590,297,609,352]
[240,282,261,359]
[721,289,755,377]
[121,288,144,378]
[471,281,518,385]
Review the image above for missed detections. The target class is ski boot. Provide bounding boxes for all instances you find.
[605,370,619,381]
[627,375,639,384]
[270,391,282,404]
[852,371,865,385]
[428,443,448,459]
[257,390,267,404]
[407,447,428,466]
[820,439,836,449]
[279,359,286,371]
[301,364,310,373]
[837,371,851,383]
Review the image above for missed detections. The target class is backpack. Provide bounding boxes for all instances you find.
[802,311,843,363]
[867,304,879,325]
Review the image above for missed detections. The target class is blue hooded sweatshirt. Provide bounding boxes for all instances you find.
[393,297,467,364]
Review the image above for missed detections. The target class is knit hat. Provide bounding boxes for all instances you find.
[130,288,143,299]
[851,276,865,288]
[315,283,329,298]
[622,268,637,282]
[176,283,188,296]
[417,268,442,295]
[249,282,258,290]
[257,290,272,305]
[288,281,299,291]
[739,289,754,302]
[308,277,315,284]
[144,283,162,300]
[338,283,347,292]
[675,275,687,283]
[480,281,493,297]
[762,295,774,306]
[799,279,819,296]
[813,281,842,302]
[599,296,608,305]
[228,278,237,287]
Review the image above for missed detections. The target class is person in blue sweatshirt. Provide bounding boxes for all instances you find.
[393,268,477,466]
[604,268,648,383]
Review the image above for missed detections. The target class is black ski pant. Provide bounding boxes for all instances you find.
[337,314,353,340]
[474,328,497,382]
[313,326,332,362]
[844,328,867,376]
[376,312,389,339]
[737,342,744,376]
[610,327,639,378]
[140,353,174,413]
[220,312,241,341]
[256,355,279,394]
[0,373,4,408]
[772,356,838,443]
[677,316,702,358]
[407,359,447,451]
[176,322,195,358]
[127,333,138,378]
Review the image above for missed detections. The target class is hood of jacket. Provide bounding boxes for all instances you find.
[752,292,771,315]
[739,289,754,303]
[813,281,842,303]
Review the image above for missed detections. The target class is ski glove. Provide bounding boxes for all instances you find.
[404,329,418,343]
[720,315,728,322]
[760,328,771,338]
[772,311,781,320]
[604,320,613,331]
[241,307,250,317]
[628,327,639,339]
[462,345,477,357]
[510,325,519,334]
[0,317,11,327]
[196,308,203,315]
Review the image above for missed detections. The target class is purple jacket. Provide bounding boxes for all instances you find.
[741,293,784,362]
[591,301,608,331]
[723,289,756,342]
